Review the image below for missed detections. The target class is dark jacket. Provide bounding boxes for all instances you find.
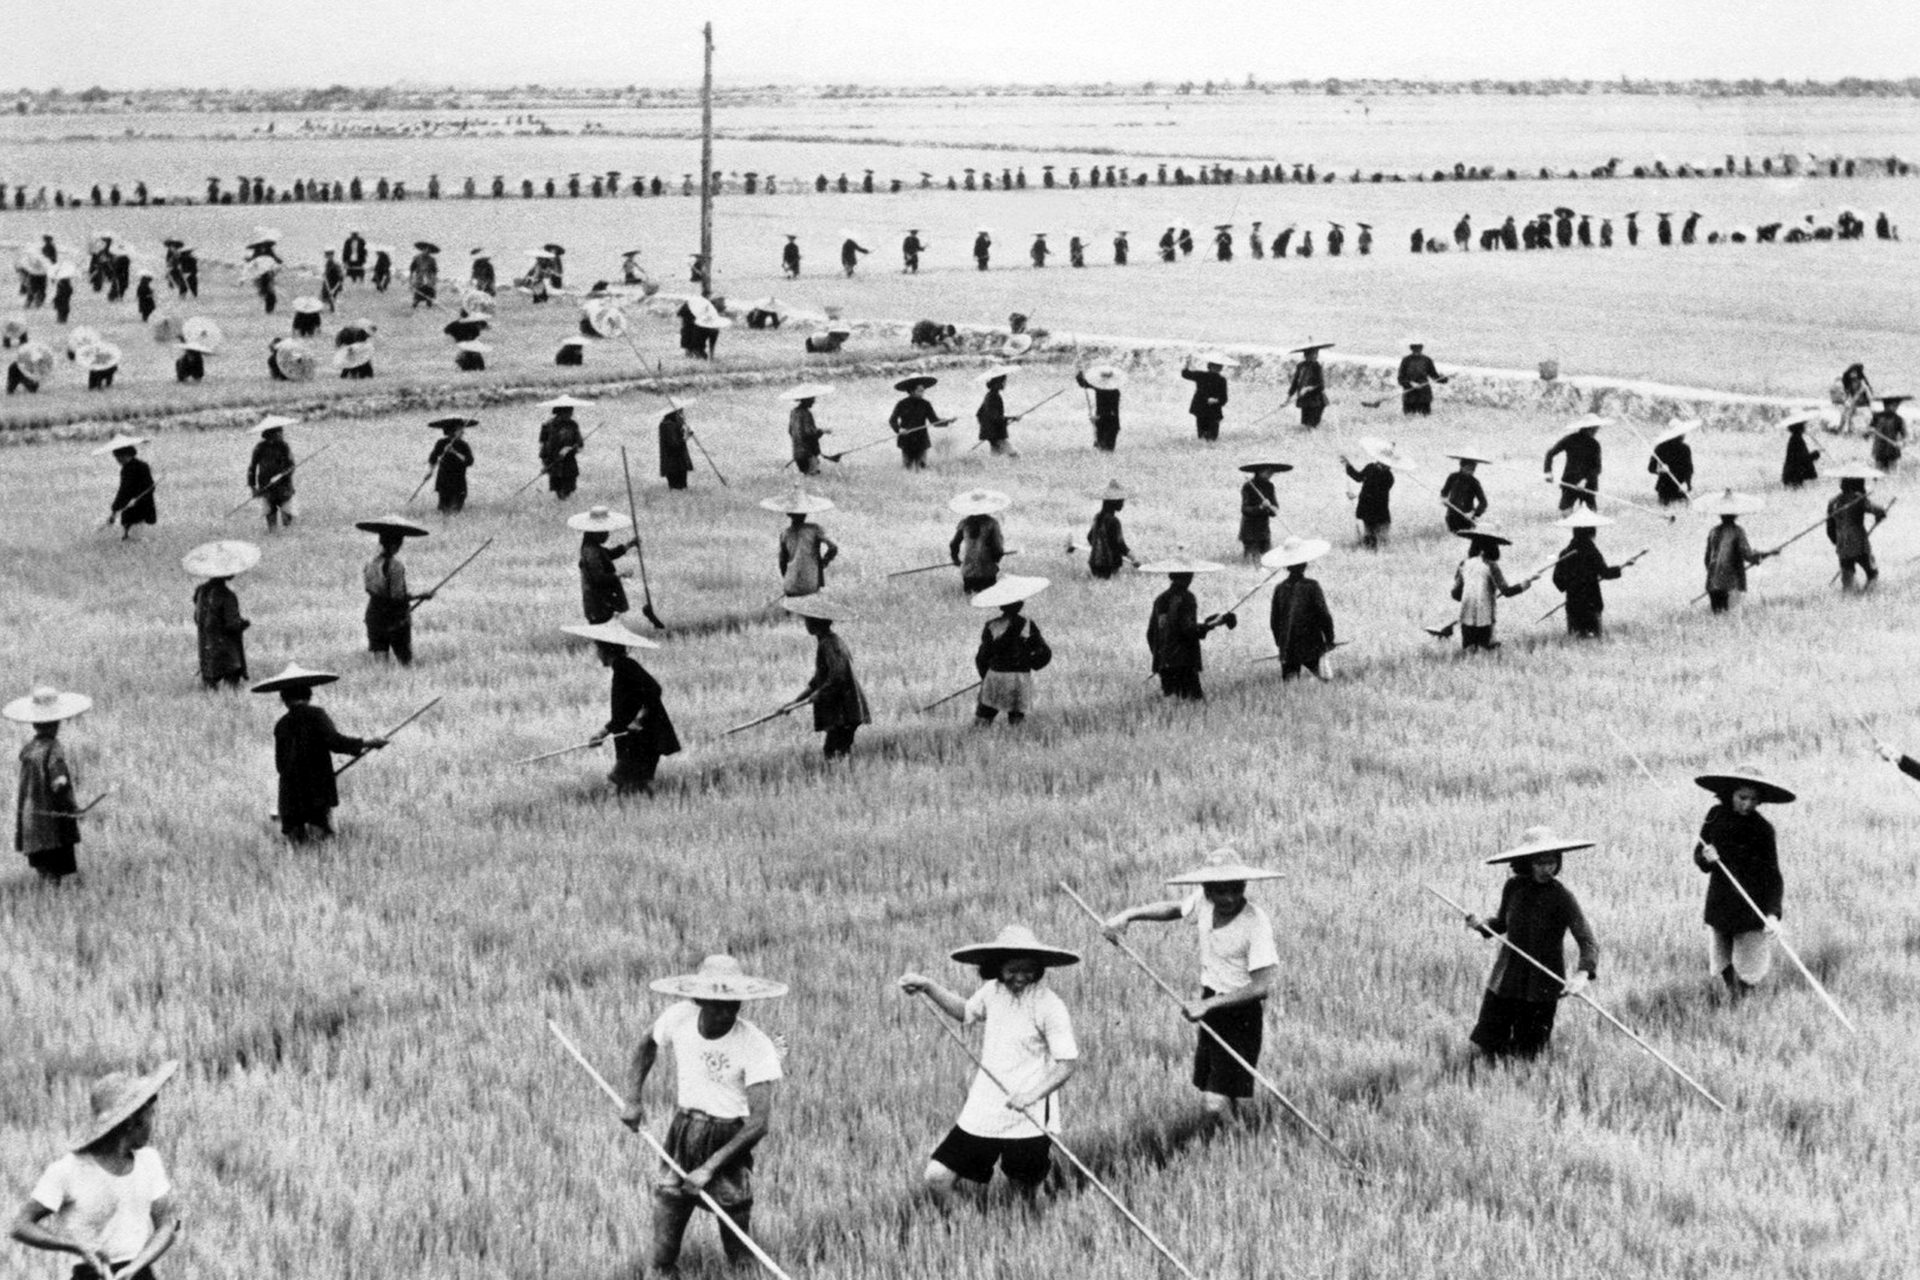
[1268,575,1334,667]
[1551,536,1621,614]
[788,406,823,462]
[1147,584,1209,672]
[580,540,630,623]
[1694,805,1782,933]
[248,437,296,504]
[16,737,79,855]
[1545,431,1602,489]
[1286,360,1326,408]
[950,516,1005,581]
[1181,368,1227,418]
[1477,876,1600,1002]
[274,703,367,821]
[1087,510,1130,577]
[1076,373,1121,426]
[1345,462,1395,525]
[1239,478,1276,545]
[802,632,871,730]
[112,457,157,525]
[976,388,1010,443]
[1826,491,1884,559]
[1397,352,1443,389]
[1782,429,1820,486]
[1649,439,1694,503]
[608,655,681,757]
[193,579,249,681]
[1439,470,1487,532]
[1704,523,1760,594]
[975,614,1052,676]
[658,413,692,479]
[429,437,473,498]
[890,396,940,454]
[541,415,584,483]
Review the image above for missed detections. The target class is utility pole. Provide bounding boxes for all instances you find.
[698,21,714,298]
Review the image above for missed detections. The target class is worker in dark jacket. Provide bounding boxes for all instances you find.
[1182,354,1231,442]
[949,489,1010,594]
[99,434,158,539]
[428,418,476,514]
[1543,415,1608,511]
[1699,490,1771,613]
[1283,343,1331,428]
[1237,462,1289,560]
[1263,536,1335,679]
[781,235,801,278]
[1867,395,1907,472]
[538,397,590,500]
[782,596,871,759]
[975,369,1018,456]
[901,229,925,273]
[1461,828,1600,1060]
[1439,450,1490,532]
[1397,340,1449,416]
[185,540,259,689]
[357,516,433,664]
[1825,467,1887,590]
[565,620,680,794]
[1550,510,1643,638]
[972,228,992,271]
[1143,559,1235,701]
[8,684,91,880]
[1077,365,1125,451]
[247,417,299,529]
[342,230,368,282]
[1691,765,1792,1000]
[1648,419,1695,505]
[570,505,635,624]
[1342,444,1398,549]
[969,576,1053,725]
[840,235,870,277]
[253,663,385,843]
[1780,414,1821,488]
[658,407,694,490]
[1085,480,1134,579]
[890,376,949,470]
[783,383,832,475]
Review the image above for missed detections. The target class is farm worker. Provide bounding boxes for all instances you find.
[356,515,433,665]
[442,310,487,344]
[901,229,923,272]
[537,396,589,501]
[407,240,438,308]
[1076,364,1124,451]
[251,662,386,842]
[1439,449,1490,532]
[758,489,837,598]
[1780,413,1821,488]
[427,417,476,514]
[781,596,870,759]
[897,925,1080,1199]
[564,620,680,794]
[1284,343,1332,429]
[1141,557,1235,701]
[949,489,1010,594]
[1397,339,1449,415]
[370,246,393,291]
[1029,233,1050,267]
[1550,510,1642,639]
[781,383,831,475]
[1182,352,1231,442]
[1648,418,1695,505]
[342,228,368,282]
[975,368,1018,456]
[98,434,157,539]
[1543,414,1608,511]
[623,955,785,1271]
[1698,490,1772,613]
[1459,828,1600,1059]
[972,228,992,270]
[1867,395,1907,472]
[7,684,90,880]
[1237,461,1289,560]
[889,375,949,471]
[11,1059,184,1278]
[247,417,299,528]
[1835,362,1872,434]
[1085,480,1134,579]
[1264,537,1336,679]
[173,341,213,384]
[1113,230,1129,265]
[1824,466,1887,590]
[1691,765,1793,1001]
[1103,849,1281,1118]
[780,234,800,278]
[1214,223,1234,261]
[1440,523,1536,651]
[184,540,258,689]
[1342,440,1400,549]
[839,234,869,277]
[658,408,694,491]
[970,576,1053,725]
[569,506,634,625]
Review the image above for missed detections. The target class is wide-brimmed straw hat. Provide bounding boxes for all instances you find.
[1778,411,1816,429]
[182,539,262,578]
[1095,479,1131,501]
[1197,350,1236,367]
[256,414,299,436]
[182,317,223,348]
[1567,413,1612,432]
[355,514,431,538]
[567,505,633,533]
[332,343,373,370]
[970,575,1049,608]
[1454,522,1512,546]
[650,954,788,1001]
[455,340,492,355]
[561,620,661,649]
[292,296,324,315]
[1238,460,1293,474]
[427,416,477,432]
[181,340,218,356]
[80,343,122,372]
[1444,447,1492,463]
[249,662,339,694]
[1290,341,1334,355]
[3,685,93,724]
[1360,437,1412,468]
[92,433,149,456]
[949,923,1080,970]
[536,394,594,410]
[1405,336,1427,348]
[414,240,440,254]
[1260,536,1331,570]
[1485,825,1596,866]
[1830,464,1882,481]
[1698,489,1763,517]
[1167,848,1283,885]
[758,489,835,516]
[1556,509,1616,529]
[949,488,1012,516]
[69,1061,179,1152]
[1001,333,1035,357]
[1656,417,1701,444]
[779,383,835,402]
[1694,764,1795,805]
[975,365,1019,386]
[1080,364,1127,391]
[782,594,853,622]
[1135,556,1225,575]
[895,375,938,393]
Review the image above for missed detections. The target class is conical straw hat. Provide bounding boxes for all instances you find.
[649,954,788,1001]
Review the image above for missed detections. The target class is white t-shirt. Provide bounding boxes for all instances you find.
[651,1001,783,1120]
[29,1148,170,1264]
[956,981,1079,1140]
[1182,892,1280,995]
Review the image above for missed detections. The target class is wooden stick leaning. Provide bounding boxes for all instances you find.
[649,357,730,487]
[1530,470,1676,522]
[1422,884,1728,1112]
[334,695,442,778]
[405,466,436,506]
[826,418,954,462]
[546,1021,795,1280]
[917,679,983,713]
[513,731,636,767]
[1535,547,1649,623]
[408,538,495,613]
[887,549,1021,580]
[910,993,1198,1279]
[619,446,667,630]
[1010,387,1069,419]
[1426,547,1578,637]
[1060,883,1361,1172]
[723,694,815,736]
[225,442,335,516]
[102,481,159,529]
[1604,726,1857,1033]
[511,424,604,496]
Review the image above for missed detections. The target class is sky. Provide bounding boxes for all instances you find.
[11,0,1920,90]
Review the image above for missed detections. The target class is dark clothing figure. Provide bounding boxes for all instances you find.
[605,653,680,793]
[1238,477,1276,557]
[1147,580,1227,700]
[677,304,718,359]
[800,627,871,759]
[364,549,416,663]
[174,348,206,383]
[579,538,632,624]
[194,578,249,687]
[430,435,474,513]
[658,411,693,489]
[973,233,991,270]
[540,413,584,499]
[950,515,1006,594]
[1694,805,1782,934]
[1286,357,1327,428]
[408,251,438,307]
[1182,367,1228,441]
[1782,425,1820,488]
[902,233,923,273]
[840,239,869,277]
[1826,483,1885,588]
[1868,407,1905,472]
[976,386,1012,454]
[890,395,940,469]
[1468,874,1599,1059]
[1650,438,1694,505]
[1268,572,1334,679]
[136,276,156,322]
[1077,372,1122,451]
[1551,532,1623,638]
[111,455,158,533]
[275,701,370,840]
[788,404,824,474]
[1087,505,1130,578]
[1345,461,1395,548]
[15,733,79,879]
[1544,431,1603,510]
[1397,351,1448,415]
[782,240,801,278]
[1703,520,1764,613]
[343,233,368,282]
[1113,233,1129,265]
[248,435,296,526]
[443,316,486,343]
[1440,468,1488,533]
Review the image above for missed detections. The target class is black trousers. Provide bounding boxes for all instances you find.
[1158,668,1204,700]
[1470,990,1559,1059]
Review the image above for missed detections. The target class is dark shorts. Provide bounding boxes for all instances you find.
[656,1109,753,1208]
[1192,990,1263,1098]
[931,1126,1054,1188]
[1469,989,1560,1059]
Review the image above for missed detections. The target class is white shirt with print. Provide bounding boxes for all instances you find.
[651,1001,783,1119]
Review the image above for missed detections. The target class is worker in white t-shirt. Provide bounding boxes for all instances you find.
[623,955,786,1273]
[897,923,1080,1201]
[11,1061,183,1280]
[1105,849,1282,1119]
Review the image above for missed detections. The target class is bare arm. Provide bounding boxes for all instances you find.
[681,1082,775,1193]
[114,1195,182,1278]
[1006,1060,1077,1112]
[1102,899,1186,938]
[12,1201,113,1277]
[1190,966,1274,1018]
[621,1036,659,1129]
[896,973,968,1020]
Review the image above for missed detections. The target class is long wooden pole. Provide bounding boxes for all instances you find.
[1537,546,1648,622]
[917,679,983,713]
[1685,495,1866,605]
[408,538,494,612]
[698,22,714,300]
[618,446,666,629]
[911,994,1197,1279]
[226,442,334,516]
[547,1021,794,1280]
[1423,884,1728,1112]
[512,424,604,496]
[334,696,442,778]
